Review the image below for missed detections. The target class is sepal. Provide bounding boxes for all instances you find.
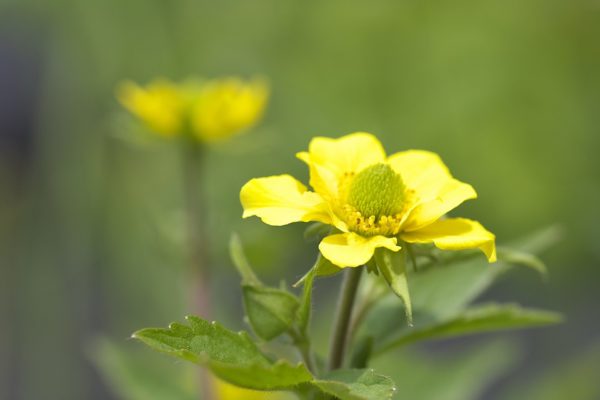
[374,247,413,325]
[304,222,332,242]
[242,285,300,340]
[230,233,300,340]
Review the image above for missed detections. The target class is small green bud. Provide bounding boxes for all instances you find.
[347,163,405,218]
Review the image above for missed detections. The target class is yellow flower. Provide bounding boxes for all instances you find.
[192,77,269,142]
[117,79,184,137]
[240,132,496,268]
[215,378,292,400]
[117,77,268,142]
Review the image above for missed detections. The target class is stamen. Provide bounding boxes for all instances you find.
[341,204,405,237]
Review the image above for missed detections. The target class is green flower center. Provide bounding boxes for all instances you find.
[347,163,405,218]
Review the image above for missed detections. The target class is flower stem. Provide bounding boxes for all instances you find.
[347,277,386,356]
[181,138,213,400]
[181,138,212,317]
[327,266,363,371]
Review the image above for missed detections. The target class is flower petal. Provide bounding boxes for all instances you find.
[319,232,400,268]
[297,132,386,198]
[308,132,386,174]
[388,150,452,200]
[296,151,339,200]
[240,175,331,226]
[403,179,477,231]
[401,218,496,262]
[388,150,477,231]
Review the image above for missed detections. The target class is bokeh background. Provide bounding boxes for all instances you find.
[1,0,599,399]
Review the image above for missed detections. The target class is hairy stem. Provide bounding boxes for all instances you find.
[327,266,363,371]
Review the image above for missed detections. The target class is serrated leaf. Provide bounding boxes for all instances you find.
[377,303,562,352]
[229,233,261,285]
[133,317,269,366]
[243,285,300,340]
[312,369,396,400]
[374,248,412,325]
[133,316,312,390]
[209,359,313,391]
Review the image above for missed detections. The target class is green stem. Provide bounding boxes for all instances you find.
[291,329,317,375]
[180,138,213,400]
[347,278,386,356]
[327,266,363,371]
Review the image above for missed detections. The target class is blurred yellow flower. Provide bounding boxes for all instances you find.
[241,132,496,268]
[192,78,269,142]
[117,79,184,137]
[215,378,291,400]
[117,77,268,142]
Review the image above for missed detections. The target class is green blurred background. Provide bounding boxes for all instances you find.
[1,0,599,399]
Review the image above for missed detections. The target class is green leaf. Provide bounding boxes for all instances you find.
[357,227,561,353]
[297,266,316,333]
[371,339,520,400]
[229,233,261,285]
[377,303,562,353]
[349,337,374,369]
[497,246,547,277]
[410,226,561,321]
[312,369,396,400]
[132,316,312,390]
[355,256,497,353]
[230,233,301,340]
[209,359,313,391]
[409,257,502,320]
[295,254,343,288]
[314,254,343,277]
[294,252,343,333]
[374,248,412,325]
[365,258,379,275]
[304,222,332,242]
[508,225,563,254]
[242,285,300,340]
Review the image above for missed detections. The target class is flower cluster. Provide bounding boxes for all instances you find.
[118,77,269,142]
[241,132,496,268]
